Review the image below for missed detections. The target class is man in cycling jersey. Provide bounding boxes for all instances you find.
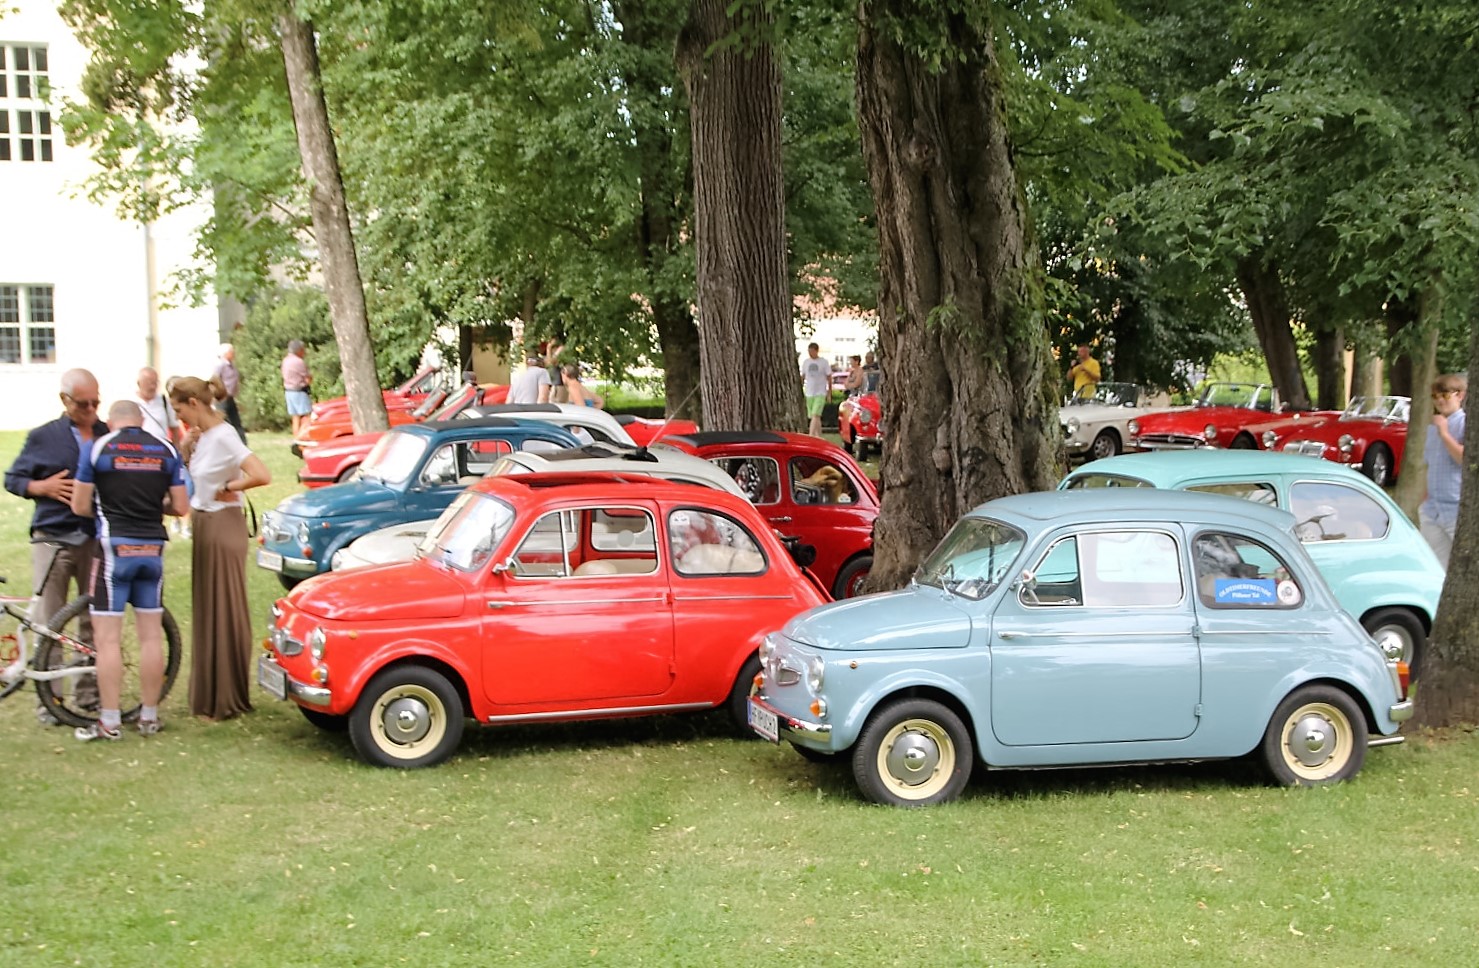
[70,401,188,741]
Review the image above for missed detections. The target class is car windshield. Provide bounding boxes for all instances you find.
[1196,383,1266,408]
[428,386,476,420]
[1064,473,1152,490]
[421,492,518,572]
[1341,395,1408,422]
[1068,382,1137,407]
[915,517,1026,600]
[359,432,429,485]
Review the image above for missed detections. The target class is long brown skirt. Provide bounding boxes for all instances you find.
[189,507,255,719]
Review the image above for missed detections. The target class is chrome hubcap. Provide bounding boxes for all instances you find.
[1287,712,1335,768]
[886,730,941,786]
[381,696,432,745]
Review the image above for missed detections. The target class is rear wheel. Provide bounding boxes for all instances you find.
[1260,685,1367,786]
[833,555,873,599]
[726,654,763,734]
[1362,607,1425,676]
[35,597,183,728]
[852,698,973,806]
[1361,443,1394,488]
[349,665,464,768]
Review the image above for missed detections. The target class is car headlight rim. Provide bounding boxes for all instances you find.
[1338,433,1355,453]
[308,627,327,661]
[806,655,825,692]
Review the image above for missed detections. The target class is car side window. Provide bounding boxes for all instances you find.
[1187,481,1277,505]
[1289,482,1389,541]
[1192,532,1302,608]
[511,509,579,577]
[789,456,858,505]
[713,457,781,505]
[1021,530,1182,608]
[511,507,658,578]
[419,444,459,487]
[668,508,766,576]
[1020,537,1082,606]
[1063,474,1150,489]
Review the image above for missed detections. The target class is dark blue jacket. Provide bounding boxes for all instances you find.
[4,413,109,538]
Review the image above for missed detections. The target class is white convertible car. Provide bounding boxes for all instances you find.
[1061,383,1173,461]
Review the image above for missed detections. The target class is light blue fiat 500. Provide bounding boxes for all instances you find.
[1059,450,1443,672]
[748,489,1412,807]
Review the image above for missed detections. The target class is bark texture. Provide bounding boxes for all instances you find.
[677,0,803,432]
[1311,325,1346,410]
[1350,343,1383,400]
[614,0,703,422]
[1410,311,1479,727]
[278,13,388,434]
[1392,298,1439,520]
[1234,255,1311,411]
[855,3,1060,590]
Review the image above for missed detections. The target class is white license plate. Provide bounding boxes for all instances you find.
[257,655,288,700]
[257,549,284,571]
[748,699,779,743]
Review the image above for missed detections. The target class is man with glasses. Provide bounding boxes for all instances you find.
[1420,373,1468,568]
[2,370,108,720]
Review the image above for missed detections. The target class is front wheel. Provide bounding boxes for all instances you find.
[277,574,302,592]
[725,654,763,735]
[35,597,183,728]
[833,555,873,599]
[336,464,361,484]
[1260,685,1367,786]
[1361,443,1394,488]
[1362,607,1426,676]
[349,665,465,768]
[1229,433,1257,450]
[1089,429,1122,460]
[852,698,973,806]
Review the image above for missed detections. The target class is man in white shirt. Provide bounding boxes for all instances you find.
[800,342,832,437]
[133,367,179,446]
[508,352,554,404]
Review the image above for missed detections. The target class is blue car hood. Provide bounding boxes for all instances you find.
[783,587,973,652]
[275,480,400,519]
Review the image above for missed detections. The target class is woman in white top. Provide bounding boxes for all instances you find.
[169,375,271,720]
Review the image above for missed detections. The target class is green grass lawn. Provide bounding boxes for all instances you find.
[2,429,1477,966]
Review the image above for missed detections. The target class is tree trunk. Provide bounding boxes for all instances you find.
[1311,325,1346,410]
[855,2,1059,590]
[676,0,802,432]
[1393,294,1439,521]
[613,0,703,423]
[1350,341,1383,399]
[1234,255,1310,410]
[278,12,387,433]
[1409,304,1479,727]
[1385,300,1416,399]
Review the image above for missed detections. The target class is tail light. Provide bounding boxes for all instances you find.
[1397,661,1411,699]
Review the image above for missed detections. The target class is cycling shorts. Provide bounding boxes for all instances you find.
[90,538,166,614]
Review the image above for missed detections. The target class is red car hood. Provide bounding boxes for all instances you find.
[1137,405,1270,431]
[288,562,466,622]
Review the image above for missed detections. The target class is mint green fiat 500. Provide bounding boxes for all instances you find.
[748,489,1411,807]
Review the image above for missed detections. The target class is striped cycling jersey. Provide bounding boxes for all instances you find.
[76,426,185,541]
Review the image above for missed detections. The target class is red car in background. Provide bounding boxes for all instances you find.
[658,430,878,599]
[295,381,510,450]
[1128,382,1297,451]
[305,364,445,422]
[257,473,828,767]
[615,414,701,446]
[838,388,883,459]
[1275,395,1412,487]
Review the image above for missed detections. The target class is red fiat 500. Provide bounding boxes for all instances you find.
[657,431,878,599]
[258,473,828,768]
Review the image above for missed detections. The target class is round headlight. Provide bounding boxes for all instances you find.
[1338,434,1354,453]
[1262,430,1277,448]
[295,521,311,545]
[1066,417,1080,435]
[1127,419,1140,435]
[758,636,776,665]
[806,655,825,692]
[1204,424,1219,440]
[308,627,327,661]
[858,409,873,425]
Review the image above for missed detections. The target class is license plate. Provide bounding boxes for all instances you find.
[257,549,284,571]
[257,655,288,700]
[748,698,779,743]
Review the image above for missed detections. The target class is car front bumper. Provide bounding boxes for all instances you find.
[749,692,833,739]
[256,546,321,577]
[257,652,332,707]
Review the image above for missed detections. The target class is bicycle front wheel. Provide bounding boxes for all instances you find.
[35,597,184,727]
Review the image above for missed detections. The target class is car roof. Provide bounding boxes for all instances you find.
[663,430,790,447]
[475,471,756,510]
[495,444,747,496]
[979,487,1297,532]
[1064,450,1374,486]
[411,416,523,433]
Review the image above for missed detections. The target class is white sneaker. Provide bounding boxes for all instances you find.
[75,721,123,742]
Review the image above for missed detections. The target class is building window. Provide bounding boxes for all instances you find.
[0,285,57,366]
[2,44,51,164]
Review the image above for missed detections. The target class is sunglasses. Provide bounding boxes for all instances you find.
[1432,390,1460,399]
[63,394,101,409]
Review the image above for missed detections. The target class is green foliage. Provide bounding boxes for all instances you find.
[231,288,338,431]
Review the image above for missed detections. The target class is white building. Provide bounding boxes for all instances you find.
[1,2,223,431]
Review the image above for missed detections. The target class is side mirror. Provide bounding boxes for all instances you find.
[491,558,515,575]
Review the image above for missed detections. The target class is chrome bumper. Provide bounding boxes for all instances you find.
[259,653,332,707]
[750,693,832,737]
[1388,698,1414,723]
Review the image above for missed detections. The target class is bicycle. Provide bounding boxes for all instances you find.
[0,572,183,729]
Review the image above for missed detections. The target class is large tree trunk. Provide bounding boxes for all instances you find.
[612,0,703,423]
[676,0,802,432]
[1393,293,1440,521]
[1311,325,1346,410]
[855,2,1059,590]
[1234,255,1311,411]
[1384,300,1417,399]
[1350,341,1383,399]
[278,12,387,433]
[1409,305,1479,727]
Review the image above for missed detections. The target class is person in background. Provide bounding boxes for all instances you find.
[281,339,313,437]
[212,344,247,443]
[1067,344,1101,400]
[545,342,569,403]
[801,342,831,437]
[1419,373,1467,568]
[169,375,272,721]
[562,363,605,409]
[135,366,190,538]
[2,369,108,721]
[843,355,865,395]
[863,351,882,392]
[69,401,188,741]
[508,350,554,404]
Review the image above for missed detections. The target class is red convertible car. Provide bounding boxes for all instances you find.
[294,381,510,449]
[257,472,828,767]
[658,430,878,599]
[837,390,883,459]
[1128,382,1295,451]
[1275,395,1412,487]
[305,364,446,422]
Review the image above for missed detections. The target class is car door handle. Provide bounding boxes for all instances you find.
[486,601,514,609]
[997,630,1028,639]
[769,516,792,523]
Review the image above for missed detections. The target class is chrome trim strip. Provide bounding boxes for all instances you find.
[288,676,332,707]
[673,594,795,602]
[997,630,1197,639]
[1368,734,1405,748]
[1195,629,1333,637]
[499,596,667,607]
[485,701,710,723]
